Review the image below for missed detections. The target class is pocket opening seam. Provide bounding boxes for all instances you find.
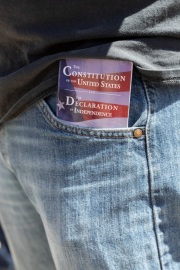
[38,100,146,139]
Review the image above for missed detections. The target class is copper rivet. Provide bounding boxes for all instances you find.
[134,129,143,138]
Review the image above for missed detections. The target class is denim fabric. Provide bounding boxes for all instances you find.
[0,69,180,270]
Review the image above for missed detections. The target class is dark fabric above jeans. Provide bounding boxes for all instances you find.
[0,0,180,123]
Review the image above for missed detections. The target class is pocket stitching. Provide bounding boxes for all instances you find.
[38,99,145,139]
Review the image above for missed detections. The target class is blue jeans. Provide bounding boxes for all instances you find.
[0,69,180,270]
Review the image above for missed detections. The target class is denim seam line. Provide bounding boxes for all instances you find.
[0,126,16,174]
[143,79,163,270]
[38,101,146,139]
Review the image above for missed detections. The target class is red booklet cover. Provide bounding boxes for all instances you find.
[57,58,133,129]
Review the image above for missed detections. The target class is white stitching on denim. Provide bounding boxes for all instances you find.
[38,101,145,139]
[143,79,163,270]
[0,126,16,174]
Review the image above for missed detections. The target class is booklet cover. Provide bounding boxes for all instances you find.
[57,58,133,128]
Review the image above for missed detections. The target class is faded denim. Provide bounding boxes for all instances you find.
[0,69,180,270]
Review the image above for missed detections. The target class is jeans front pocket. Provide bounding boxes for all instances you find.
[37,68,148,139]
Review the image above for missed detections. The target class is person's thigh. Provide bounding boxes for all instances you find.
[0,152,56,270]
[0,70,179,270]
[142,77,180,268]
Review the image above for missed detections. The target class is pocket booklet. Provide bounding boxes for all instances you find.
[57,58,133,129]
